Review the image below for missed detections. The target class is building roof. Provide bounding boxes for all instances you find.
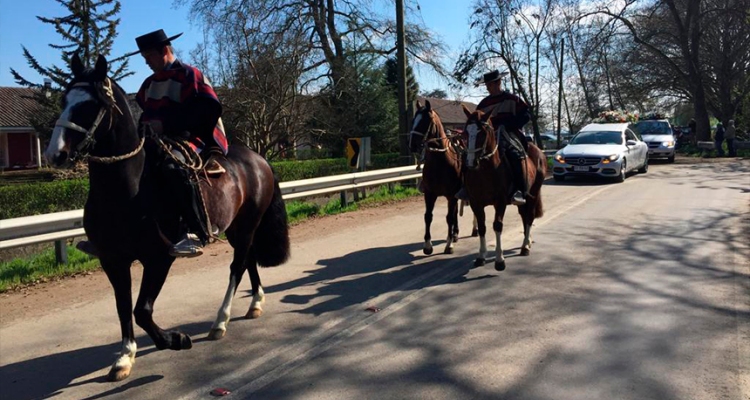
[417,96,476,126]
[0,87,41,128]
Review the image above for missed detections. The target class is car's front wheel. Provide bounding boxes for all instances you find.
[638,156,648,173]
[616,160,627,182]
[667,154,675,163]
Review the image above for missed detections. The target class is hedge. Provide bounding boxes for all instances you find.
[1,154,404,219]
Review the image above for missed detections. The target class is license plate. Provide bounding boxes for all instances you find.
[573,166,589,172]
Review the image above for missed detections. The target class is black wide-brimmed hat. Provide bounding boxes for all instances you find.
[475,69,509,85]
[124,29,183,57]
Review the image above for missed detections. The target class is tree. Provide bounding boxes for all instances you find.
[9,0,131,141]
[422,89,448,99]
[184,0,447,151]
[455,0,558,140]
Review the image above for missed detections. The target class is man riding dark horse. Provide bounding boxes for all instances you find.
[456,69,531,206]
[78,29,228,258]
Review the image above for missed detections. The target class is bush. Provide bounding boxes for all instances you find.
[1,154,405,219]
[0,179,89,219]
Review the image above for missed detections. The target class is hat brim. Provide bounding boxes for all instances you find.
[474,71,509,86]
[123,33,183,57]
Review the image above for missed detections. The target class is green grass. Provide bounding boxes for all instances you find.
[0,183,421,293]
[0,245,100,292]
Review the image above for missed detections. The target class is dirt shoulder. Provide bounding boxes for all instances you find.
[0,196,422,326]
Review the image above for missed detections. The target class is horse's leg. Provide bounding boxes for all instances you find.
[444,197,458,254]
[423,193,437,255]
[208,243,248,340]
[101,259,136,381]
[519,204,534,256]
[493,203,508,271]
[134,254,192,351]
[245,248,265,319]
[472,213,479,237]
[472,206,487,266]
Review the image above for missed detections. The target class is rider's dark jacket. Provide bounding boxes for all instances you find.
[476,91,531,149]
[136,59,228,155]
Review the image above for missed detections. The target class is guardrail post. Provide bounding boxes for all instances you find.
[340,190,348,208]
[54,240,68,265]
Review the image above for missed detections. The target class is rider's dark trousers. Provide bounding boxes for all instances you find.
[161,150,210,245]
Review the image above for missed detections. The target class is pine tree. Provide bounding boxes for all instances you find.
[384,57,419,104]
[9,0,131,140]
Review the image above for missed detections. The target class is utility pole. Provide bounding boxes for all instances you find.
[396,0,411,165]
[556,38,564,149]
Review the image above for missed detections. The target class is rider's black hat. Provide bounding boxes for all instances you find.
[476,69,509,85]
[124,29,183,57]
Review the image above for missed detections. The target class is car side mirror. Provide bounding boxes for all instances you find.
[562,140,569,146]
[626,140,637,146]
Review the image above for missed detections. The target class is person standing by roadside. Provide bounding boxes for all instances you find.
[725,120,736,157]
[714,122,725,157]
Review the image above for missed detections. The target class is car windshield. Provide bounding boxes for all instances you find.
[570,131,623,145]
[635,121,671,135]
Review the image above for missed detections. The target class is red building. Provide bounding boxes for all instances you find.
[0,87,43,170]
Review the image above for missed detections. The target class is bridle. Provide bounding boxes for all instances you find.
[55,78,144,164]
[410,111,455,154]
[465,120,498,163]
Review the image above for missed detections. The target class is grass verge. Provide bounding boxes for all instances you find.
[0,184,421,293]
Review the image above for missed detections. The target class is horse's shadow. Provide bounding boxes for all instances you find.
[263,241,500,316]
[0,321,212,400]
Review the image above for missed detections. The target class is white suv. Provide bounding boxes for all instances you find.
[633,119,676,163]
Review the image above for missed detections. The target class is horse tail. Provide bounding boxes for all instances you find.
[254,176,291,267]
[531,145,546,219]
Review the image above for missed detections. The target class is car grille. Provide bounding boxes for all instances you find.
[564,156,601,166]
[647,142,661,148]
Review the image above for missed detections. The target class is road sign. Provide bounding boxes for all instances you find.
[346,138,361,168]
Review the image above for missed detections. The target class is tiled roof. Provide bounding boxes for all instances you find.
[417,96,477,126]
[0,87,41,128]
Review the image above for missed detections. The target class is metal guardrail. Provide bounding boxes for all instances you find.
[0,165,422,252]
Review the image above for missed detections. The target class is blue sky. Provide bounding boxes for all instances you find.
[0,0,484,100]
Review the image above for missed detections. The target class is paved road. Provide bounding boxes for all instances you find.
[1,159,748,400]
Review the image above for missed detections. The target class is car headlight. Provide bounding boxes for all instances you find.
[554,154,566,163]
[663,141,675,147]
[602,154,620,164]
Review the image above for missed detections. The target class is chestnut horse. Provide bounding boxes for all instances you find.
[409,100,463,254]
[461,105,546,270]
[44,55,290,381]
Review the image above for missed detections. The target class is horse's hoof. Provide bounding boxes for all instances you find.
[423,247,433,255]
[169,332,193,350]
[107,365,131,382]
[495,260,506,271]
[208,328,226,341]
[520,247,530,256]
[474,258,485,267]
[444,247,454,255]
[471,229,479,237]
[245,308,263,319]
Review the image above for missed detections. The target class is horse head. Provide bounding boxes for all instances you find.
[409,100,443,154]
[45,54,128,166]
[462,104,496,169]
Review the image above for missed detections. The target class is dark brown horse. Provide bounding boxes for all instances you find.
[44,55,290,381]
[409,100,463,254]
[461,105,546,270]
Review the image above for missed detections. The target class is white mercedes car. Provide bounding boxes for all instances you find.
[552,123,649,182]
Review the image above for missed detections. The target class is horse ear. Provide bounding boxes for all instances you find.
[425,100,432,111]
[462,104,472,118]
[93,54,108,81]
[480,110,491,123]
[416,100,422,110]
[71,53,84,77]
